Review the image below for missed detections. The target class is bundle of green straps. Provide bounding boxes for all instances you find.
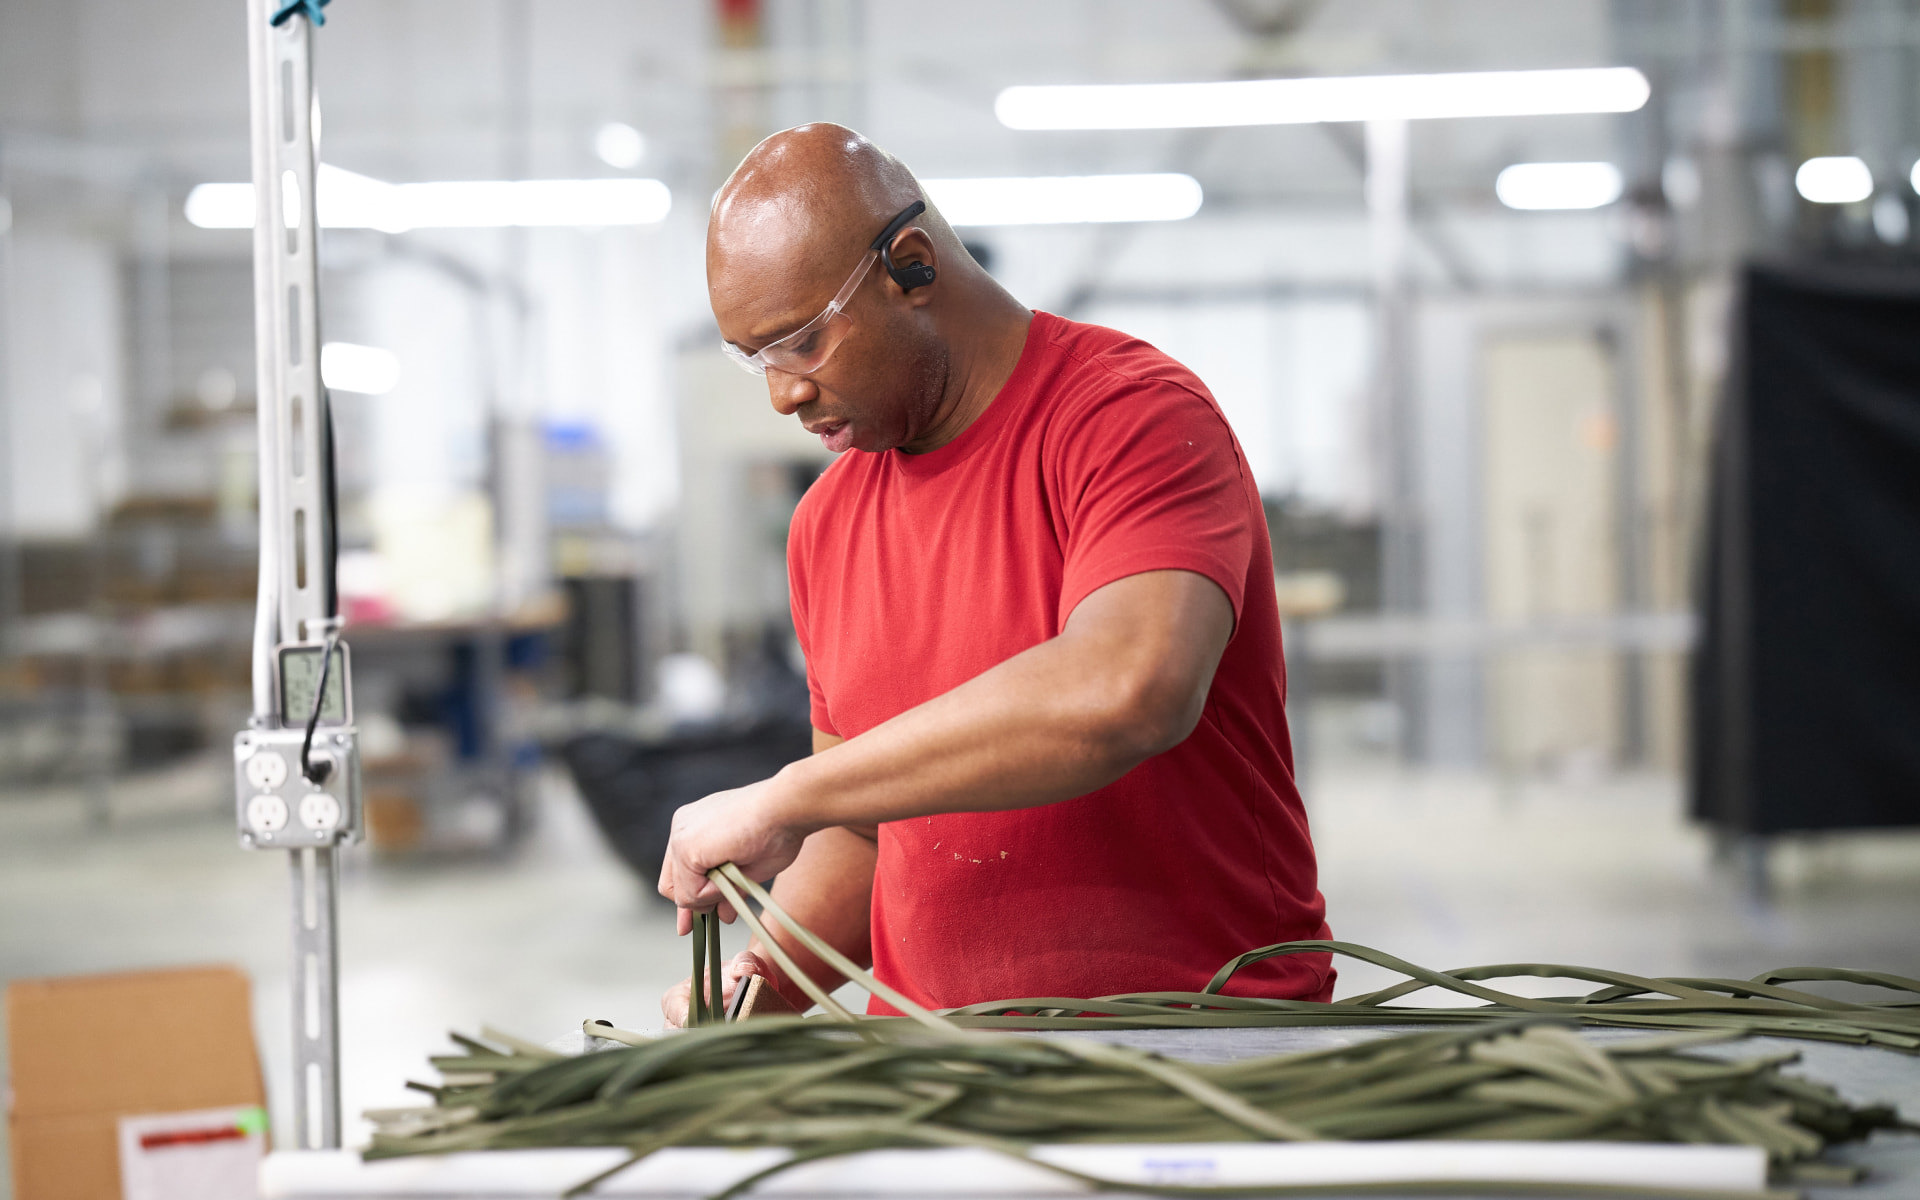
[366,863,1919,1198]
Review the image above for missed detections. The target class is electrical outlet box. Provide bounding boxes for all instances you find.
[234,727,362,848]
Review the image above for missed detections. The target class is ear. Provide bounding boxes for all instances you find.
[881,227,939,303]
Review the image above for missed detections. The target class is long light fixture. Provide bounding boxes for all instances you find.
[320,342,400,396]
[923,174,1202,225]
[1795,156,1872,205]
[185,164,672,230]
[1495,161,1624,210]
[996,67,1650,130]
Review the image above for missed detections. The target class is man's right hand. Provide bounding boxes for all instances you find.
[657,745,875,1032]
[661,948,787,1029]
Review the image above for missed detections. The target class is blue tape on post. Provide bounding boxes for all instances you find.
[271,0,331,27]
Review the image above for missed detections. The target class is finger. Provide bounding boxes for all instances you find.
[675,906,692,937]
[676,876,725,912]
[696,964,737,1007]
[671,856,711,912]
[661,978,690,1029]
[718,898,737,924]
[724,955,767,995]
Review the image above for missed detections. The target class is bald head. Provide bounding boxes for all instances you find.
[715,125,925,262]
[704,124,1029,458]
[708,125,974,329]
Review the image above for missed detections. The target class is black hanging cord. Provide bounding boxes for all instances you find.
[298,389,342,785]
[320,390,339,620]
[299,626,340,783]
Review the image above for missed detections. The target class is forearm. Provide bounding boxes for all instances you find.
[659,572,1231,919]
[746,824,875,1008]
[775,648,1130,834]
[772,572,1230,833]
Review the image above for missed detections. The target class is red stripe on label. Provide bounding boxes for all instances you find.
[139,1126,247,1150]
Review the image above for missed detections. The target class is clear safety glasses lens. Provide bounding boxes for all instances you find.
[723,309,856,377]
[723,252,876,376]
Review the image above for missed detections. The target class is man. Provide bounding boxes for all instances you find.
[660,123,1331,1025]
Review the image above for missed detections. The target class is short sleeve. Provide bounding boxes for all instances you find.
[1053,380,1255,628]
[786,496,838,736]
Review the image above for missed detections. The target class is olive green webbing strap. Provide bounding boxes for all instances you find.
[688,912,709,1026]
[708,863,960,1035]
[365,877,1914,1200]
[697,866,1920,1051]
[700,868,859,1023]
[944,943,1920,1046]
[384,1002,1903,1200]
[706,912,723,1026]
[701,866,1334,1144]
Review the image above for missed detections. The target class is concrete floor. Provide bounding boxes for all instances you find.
[4,754,1919,1198]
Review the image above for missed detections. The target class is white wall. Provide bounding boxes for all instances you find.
[3,230,125,536]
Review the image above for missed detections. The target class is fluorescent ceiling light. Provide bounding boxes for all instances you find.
[1495,161,1624,210]
[320,165,410,231]
[594,122,647,169]
[996,67,1650,130]
[185,166,397,230]
[1912,157,1920,196]
[397,179,672,227]
[184,181,255,229]
[923,174,1202,225]
[184,165,671,230]
[1796,156,1872,204]
[321,342,400,395]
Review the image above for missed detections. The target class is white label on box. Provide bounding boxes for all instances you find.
[118,1105,268,1200]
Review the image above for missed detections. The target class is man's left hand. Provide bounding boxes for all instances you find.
[657,775,809,935]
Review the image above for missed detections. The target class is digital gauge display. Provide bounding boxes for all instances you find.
[277,643,349,726]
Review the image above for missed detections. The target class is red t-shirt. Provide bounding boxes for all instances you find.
[787,311,1333,1012]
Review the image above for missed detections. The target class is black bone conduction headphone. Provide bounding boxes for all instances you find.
[872,200,937,292]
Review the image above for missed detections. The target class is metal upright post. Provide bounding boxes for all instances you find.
[1366,118,1422,764]
[290,838,343,1147]
[0,138,14,671]
[237,0,359,1153]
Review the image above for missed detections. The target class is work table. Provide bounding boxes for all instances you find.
[264,1024,1920,1199]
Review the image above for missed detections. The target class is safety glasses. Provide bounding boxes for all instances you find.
[721,201,925,377]
[722,250,876,377]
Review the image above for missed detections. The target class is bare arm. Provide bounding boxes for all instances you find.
[661,569,1233,918]
[745,730,875,1008]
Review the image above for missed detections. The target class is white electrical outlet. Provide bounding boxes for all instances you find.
[298,791,342,833]
[247,793,290,835]
[245,750,289,791]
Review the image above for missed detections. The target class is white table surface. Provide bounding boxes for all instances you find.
[264,1024,1920,1199]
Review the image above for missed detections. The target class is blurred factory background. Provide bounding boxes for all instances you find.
[3,0,1920,1187]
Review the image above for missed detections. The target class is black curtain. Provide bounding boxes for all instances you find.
[1692,261,1920,835]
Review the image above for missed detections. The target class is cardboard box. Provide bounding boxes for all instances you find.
[6,965,266,1200]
